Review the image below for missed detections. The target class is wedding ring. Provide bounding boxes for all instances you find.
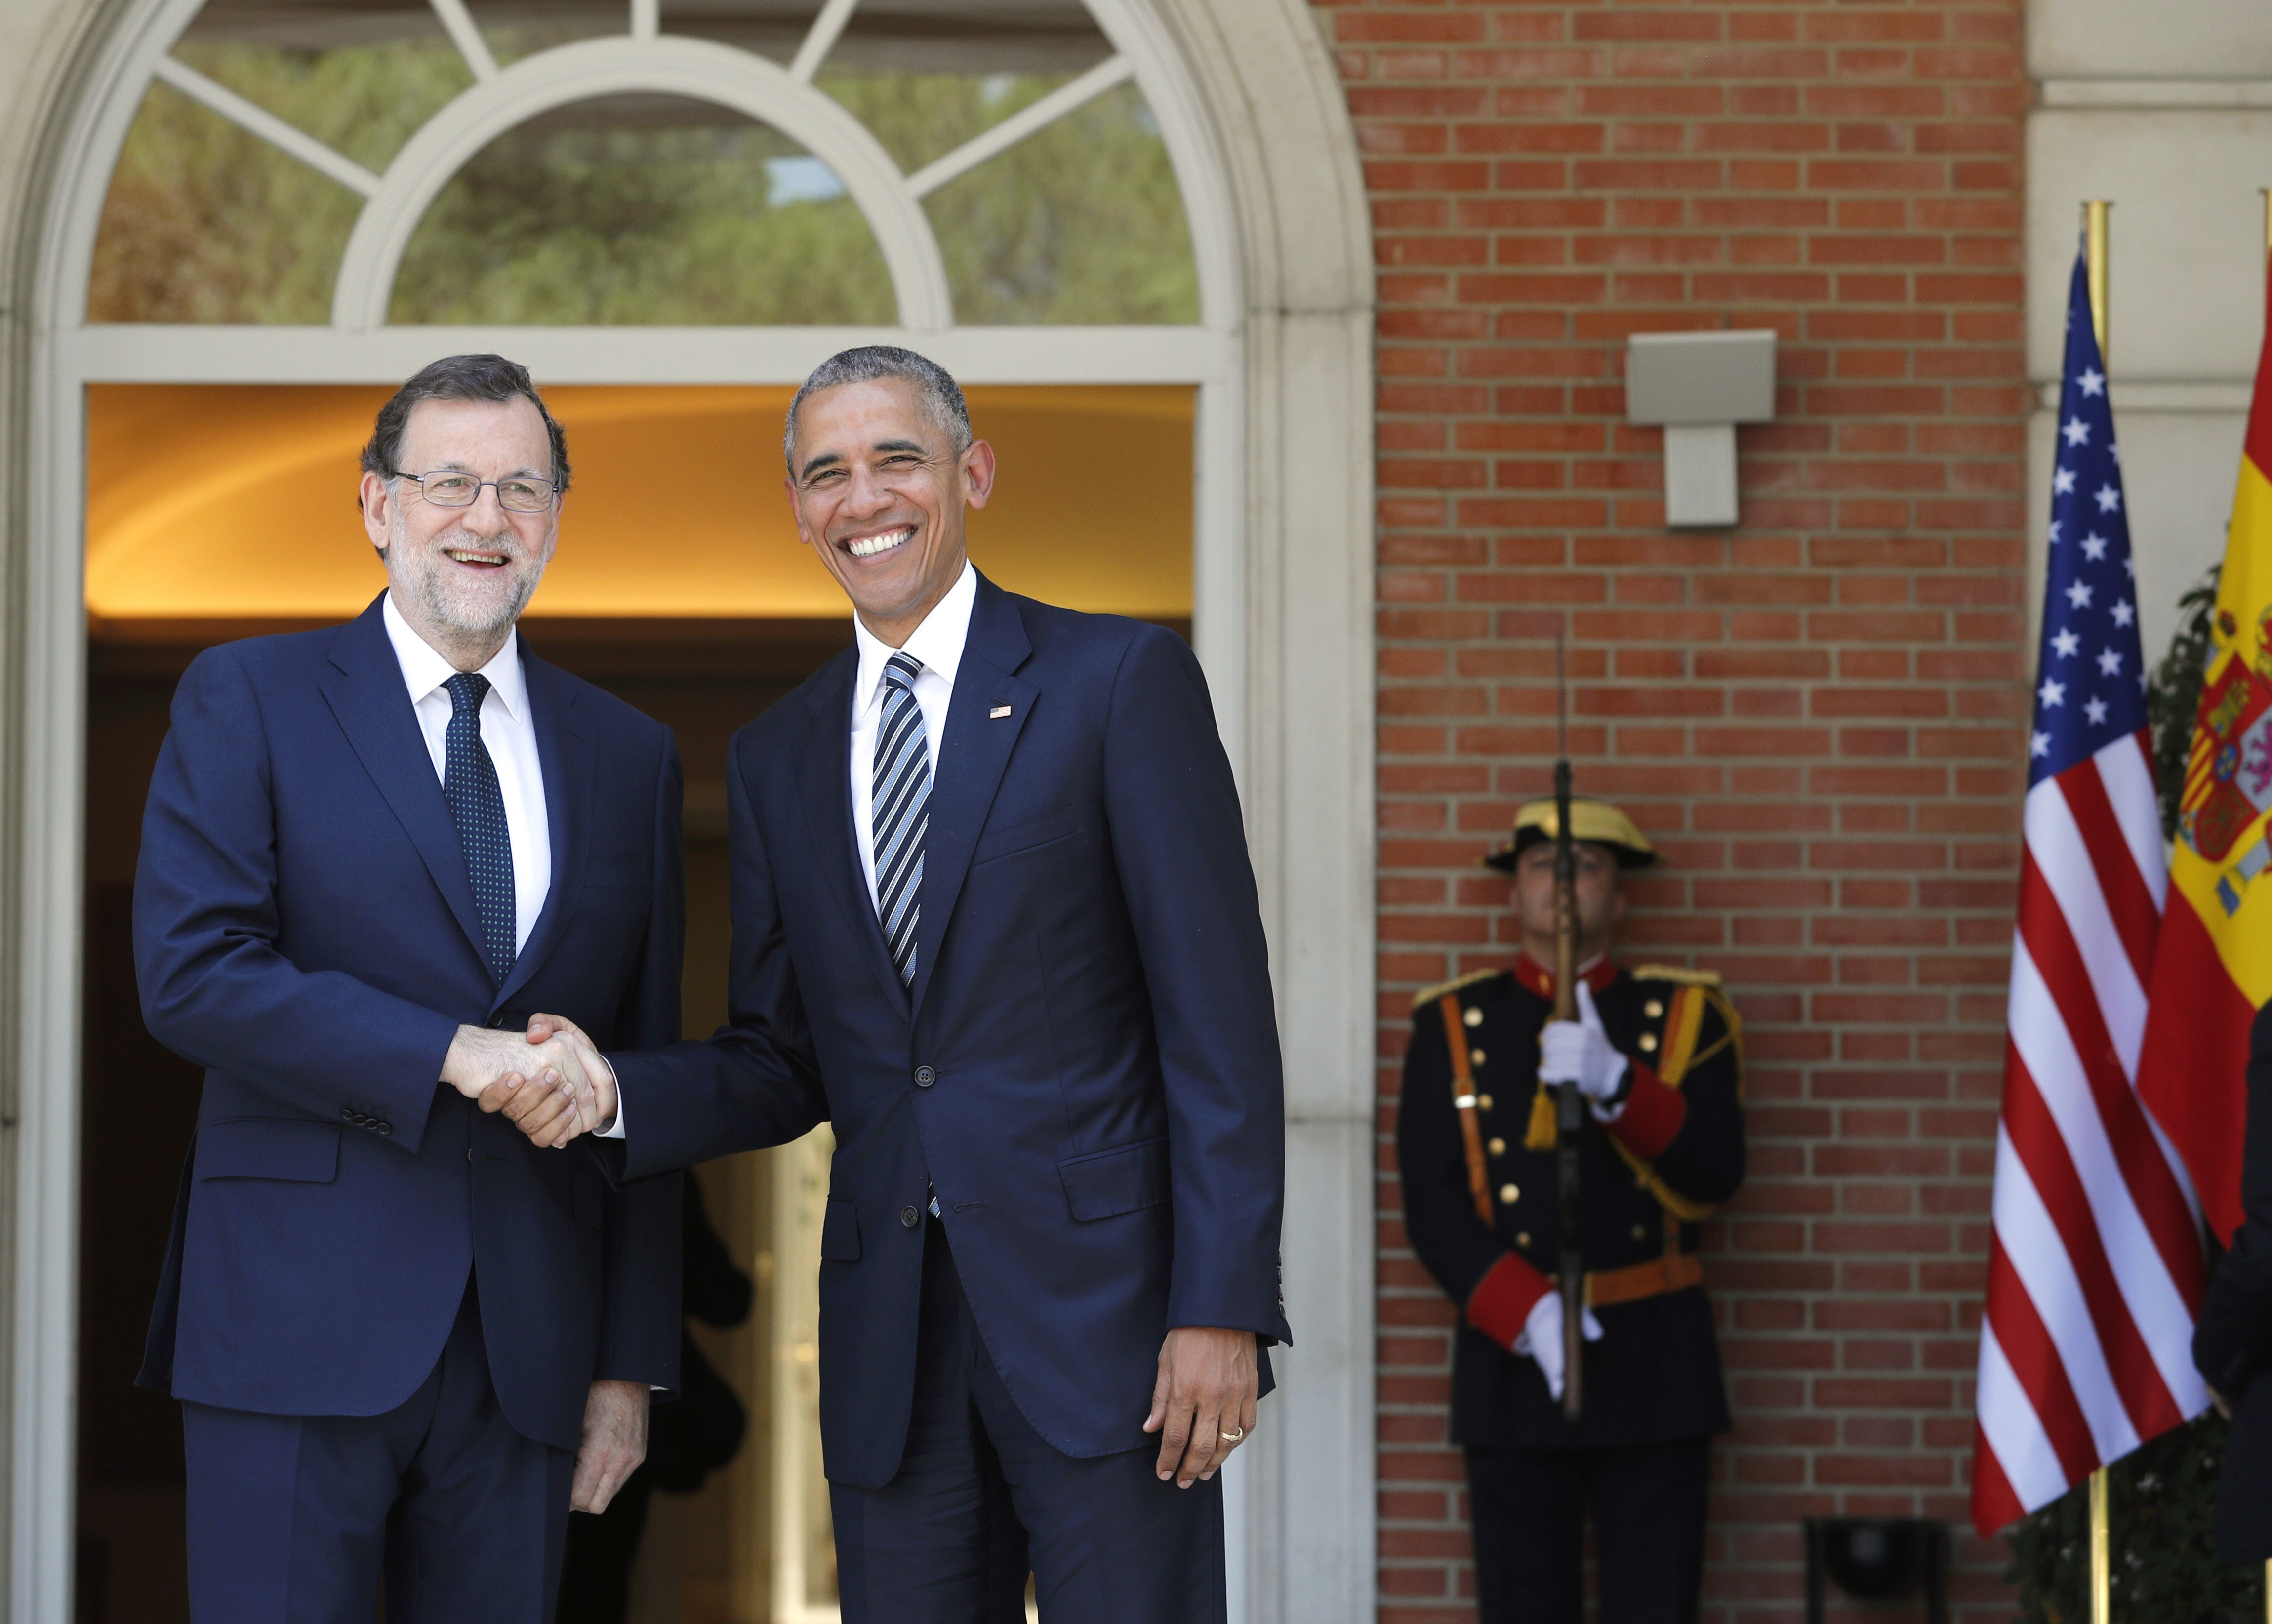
[1219,1427,1244,1443]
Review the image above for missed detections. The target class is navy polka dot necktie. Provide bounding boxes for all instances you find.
[443,672,516,985]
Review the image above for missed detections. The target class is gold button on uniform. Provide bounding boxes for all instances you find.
[1464,1006,1484,1027]
[1499,1183,1519,1205]
[1639,1032,1659,1052]
[1631,1224,1648,1242]
[1516,1232,1531,1248]
[1488,1137,1506,1156]
[1477,1094,1494,1112]
[1470,1049,1486,1066]
[1644,999,1663,1018]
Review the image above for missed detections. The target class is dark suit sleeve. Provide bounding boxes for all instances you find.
[2197,1002,2272,1394]
[1102,626,1290,1343]
[608,729,829,1178]
[1394,1006,1547,1351]
[1395,1006,1508,1307]
[595,732,687,1391]
[1633,992,1745,1211]
[134,645,462,1153]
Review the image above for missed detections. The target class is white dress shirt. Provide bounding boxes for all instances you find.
[384,595,630,1138]
[382,592,551,952]
[850,562,978,910]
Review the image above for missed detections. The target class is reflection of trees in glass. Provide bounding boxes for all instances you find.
[392,102,894,325]
[90,79,356,323]
[89,44,1200,327]
[90,38,471,323]
[832,73,1199,325]
[175,37,473,173]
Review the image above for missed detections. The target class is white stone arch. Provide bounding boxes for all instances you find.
[325,36,956,331]
[0,0,1376,1618]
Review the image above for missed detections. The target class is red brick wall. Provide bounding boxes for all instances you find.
[1320,0,2033,1617]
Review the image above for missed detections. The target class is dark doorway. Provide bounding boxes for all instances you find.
[74,615,848,1624]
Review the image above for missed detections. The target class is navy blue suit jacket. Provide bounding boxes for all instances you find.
[134,596,684,1452]
[609,575,1290,1488]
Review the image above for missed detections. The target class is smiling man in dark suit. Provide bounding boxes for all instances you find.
[499,346,1289,1623]
[133,355,681,1622]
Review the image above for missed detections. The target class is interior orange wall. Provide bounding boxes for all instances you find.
[86,383,1194,623]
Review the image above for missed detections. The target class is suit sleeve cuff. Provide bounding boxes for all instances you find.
[593,1052,625,1139]
[1465,1253,1552,1354]
[1608,1064,1686,1161]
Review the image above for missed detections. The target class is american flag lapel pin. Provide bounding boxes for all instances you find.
[990,704,1013,719]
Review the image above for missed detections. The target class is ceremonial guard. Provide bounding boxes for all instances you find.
[1396,798,1745,1624]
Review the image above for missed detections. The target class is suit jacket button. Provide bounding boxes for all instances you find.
[914,1066,936,1087]
[376,1123,392,1136]
[340,1108,354,1122]
[900,1205,921,1228]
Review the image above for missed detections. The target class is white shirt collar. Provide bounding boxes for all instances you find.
[852,561,978,707]
[381,590,528,721]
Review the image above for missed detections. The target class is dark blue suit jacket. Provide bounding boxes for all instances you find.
[134,596,684,1452]
[609,575,1290,1489]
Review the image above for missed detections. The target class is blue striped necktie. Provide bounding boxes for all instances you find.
[872,652,930,985]
[442,671,517,985]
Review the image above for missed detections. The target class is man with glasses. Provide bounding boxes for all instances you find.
[133,354,681,1622]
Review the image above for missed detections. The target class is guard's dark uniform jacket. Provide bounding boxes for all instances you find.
[1397,955,1745,1449]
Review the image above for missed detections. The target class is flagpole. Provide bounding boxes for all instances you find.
[2090,1466,2110,1624]
[2084,199,2111,362]
[2260,199,2272,1611]
[2251,211,2272,1621]
[2082,199,2113,1624]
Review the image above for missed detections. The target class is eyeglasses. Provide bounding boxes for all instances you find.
[391,469,557,513]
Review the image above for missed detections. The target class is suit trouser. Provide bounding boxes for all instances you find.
[1464,1437,1711,1624]
[181,1278,574,1624]
[831,1219,1227,1624]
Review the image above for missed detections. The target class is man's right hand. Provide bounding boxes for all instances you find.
[1513,1291,1605,1402]
[468,1014,616,1148]
[442,1025,608,1148]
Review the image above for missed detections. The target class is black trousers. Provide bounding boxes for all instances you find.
[182,1280,574,1624]
[831,1219,1226,1624]
[1465,1437,1711,1624]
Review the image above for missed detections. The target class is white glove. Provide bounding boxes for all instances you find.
[1513,1289,1605,1402]
[1538,981,1629,1117]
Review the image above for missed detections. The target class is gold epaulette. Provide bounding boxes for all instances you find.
[1630,963,1722,988]
[1409,967,1501,1011]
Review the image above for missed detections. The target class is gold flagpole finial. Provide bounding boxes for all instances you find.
[2083,200,2111,363]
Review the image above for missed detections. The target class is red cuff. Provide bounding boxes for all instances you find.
[1465,1253,1552,1353]
[1609,1063,1687,1160]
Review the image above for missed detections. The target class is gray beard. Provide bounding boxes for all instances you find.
[392,513,539,641]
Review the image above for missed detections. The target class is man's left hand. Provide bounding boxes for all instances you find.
[572,1379,649,1513]
[1538,981,1629,1114]
[1143,1326,1258,1488]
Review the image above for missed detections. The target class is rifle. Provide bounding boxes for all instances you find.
[1551,633,1584,1422]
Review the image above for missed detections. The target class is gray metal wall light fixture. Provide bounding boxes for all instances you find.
[1624,329,1778,528]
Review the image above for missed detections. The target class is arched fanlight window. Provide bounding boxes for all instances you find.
[86,0,1204,331]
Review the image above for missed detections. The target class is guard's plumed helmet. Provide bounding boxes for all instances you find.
[1483,797,1658,872]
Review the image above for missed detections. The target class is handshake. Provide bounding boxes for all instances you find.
[438,1014,615,1148]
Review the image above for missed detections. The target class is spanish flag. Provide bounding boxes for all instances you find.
[2136,262,2272,1244]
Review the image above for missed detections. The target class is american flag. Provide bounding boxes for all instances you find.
[1970,246,2208,1535]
